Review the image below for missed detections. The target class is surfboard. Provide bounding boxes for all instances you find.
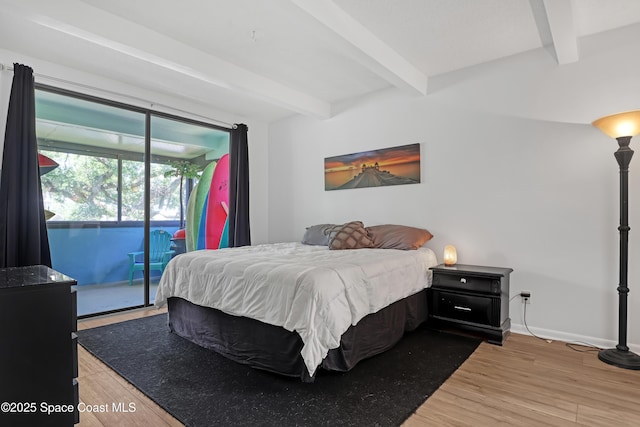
[38,153,58,175]
[39,154,58,219]
[185,160,216,252]
[205,154,229,249]
[196,193,209,250]
[185,181,199,251]
[218,215,229,249]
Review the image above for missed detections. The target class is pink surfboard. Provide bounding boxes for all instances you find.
[205,154,229,249]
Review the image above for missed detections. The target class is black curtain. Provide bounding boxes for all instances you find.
[0,64,52,268]
[228,123,251,247]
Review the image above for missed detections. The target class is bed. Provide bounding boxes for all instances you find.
[154,223,437,382]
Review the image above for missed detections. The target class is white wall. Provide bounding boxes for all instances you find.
[268,25,640,351]
[0,49,269,244]
[0,66,13,166]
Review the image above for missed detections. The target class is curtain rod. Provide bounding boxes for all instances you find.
[0,63,235,129]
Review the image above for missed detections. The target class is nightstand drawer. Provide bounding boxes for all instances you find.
[432,273,500,295]
[431,290,499,326]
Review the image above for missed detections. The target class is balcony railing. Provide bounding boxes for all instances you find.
[49,223,180,316]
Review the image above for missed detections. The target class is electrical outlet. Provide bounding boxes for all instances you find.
[520,291,531,304]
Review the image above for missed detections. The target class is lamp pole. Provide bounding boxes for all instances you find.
[598,136,640,369]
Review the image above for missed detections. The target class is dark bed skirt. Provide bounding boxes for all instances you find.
[167,289,428,382]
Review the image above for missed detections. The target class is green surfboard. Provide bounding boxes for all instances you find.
[185,160,216,252]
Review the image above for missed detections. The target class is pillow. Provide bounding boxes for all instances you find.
[327,221,375,250]
[301,223,336,246]
[366,224,433,250]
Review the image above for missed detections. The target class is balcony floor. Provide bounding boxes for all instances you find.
[76,279,161,317]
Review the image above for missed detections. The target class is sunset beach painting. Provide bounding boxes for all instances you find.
[324,143,421,191]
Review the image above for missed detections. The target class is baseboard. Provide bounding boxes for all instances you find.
[510,323,640,354]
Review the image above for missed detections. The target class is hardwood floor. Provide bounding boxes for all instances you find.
[404,335,640,426]
[77,309,640,427]
[77,308,182,427]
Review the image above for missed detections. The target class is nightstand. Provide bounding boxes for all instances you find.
[428,263,513,345]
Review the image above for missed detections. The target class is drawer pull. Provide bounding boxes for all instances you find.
[460,278,467,283]
[454,305,472,312]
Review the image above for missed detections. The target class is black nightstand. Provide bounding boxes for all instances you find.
[428,264,513,345]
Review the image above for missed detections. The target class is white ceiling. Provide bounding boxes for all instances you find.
[1,0,640,123]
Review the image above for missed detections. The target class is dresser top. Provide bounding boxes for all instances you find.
[0,265,76,289]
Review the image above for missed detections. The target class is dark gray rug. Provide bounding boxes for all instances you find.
[78,314,480,427]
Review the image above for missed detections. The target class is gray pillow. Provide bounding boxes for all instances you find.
[366,224,433,250]
[301,223,336,246]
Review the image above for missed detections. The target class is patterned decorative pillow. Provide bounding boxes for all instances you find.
[327,221,375,250]
[366,224,433,250]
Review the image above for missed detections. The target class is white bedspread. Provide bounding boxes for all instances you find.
[155,242,438,376]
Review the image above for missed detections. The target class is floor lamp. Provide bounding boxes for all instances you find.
[592,110,640,370]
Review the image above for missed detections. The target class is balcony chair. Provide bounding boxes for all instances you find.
[128,229,175,286]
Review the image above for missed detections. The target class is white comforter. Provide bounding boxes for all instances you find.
[155,242,438,376]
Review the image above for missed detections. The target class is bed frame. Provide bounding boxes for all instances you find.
[167,289,428,382]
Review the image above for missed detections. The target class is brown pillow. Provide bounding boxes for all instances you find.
[327,221,375,250]
[366,224,433,250]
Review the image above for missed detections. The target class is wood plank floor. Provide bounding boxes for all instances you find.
[77,308,182,427]
[77,309,640,427]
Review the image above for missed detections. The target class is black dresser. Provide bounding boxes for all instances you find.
[0,265,78,426]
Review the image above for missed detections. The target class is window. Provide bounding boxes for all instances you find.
[41,150,118,221]
[36,88,227,225]
[40,150,183,223]
[120,160,183,222]
[120,158,145,221]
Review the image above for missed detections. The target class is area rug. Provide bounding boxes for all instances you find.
[78,314,480,427]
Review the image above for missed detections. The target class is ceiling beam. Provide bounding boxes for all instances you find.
[536,0,579,64]
[290,0,428,95]
[2,0,331,119]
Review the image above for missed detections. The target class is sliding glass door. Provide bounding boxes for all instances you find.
[35,86,229,317]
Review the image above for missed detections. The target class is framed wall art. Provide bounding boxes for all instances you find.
[324,143,420,191]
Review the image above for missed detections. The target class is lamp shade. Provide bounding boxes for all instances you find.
[443,245,457,266]
[592,110,640,138]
